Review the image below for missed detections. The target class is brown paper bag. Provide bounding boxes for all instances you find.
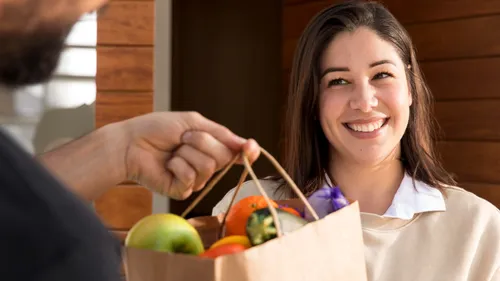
[124,148,367,281]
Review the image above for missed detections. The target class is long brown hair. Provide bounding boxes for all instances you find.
[275,0,456,197]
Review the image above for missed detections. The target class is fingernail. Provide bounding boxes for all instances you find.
[182,132,192,142]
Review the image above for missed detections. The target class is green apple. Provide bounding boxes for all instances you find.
[125,213,204,255]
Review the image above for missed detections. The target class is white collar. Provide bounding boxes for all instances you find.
[324,172,446,220]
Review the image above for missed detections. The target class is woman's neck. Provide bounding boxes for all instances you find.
[328,151,405,216]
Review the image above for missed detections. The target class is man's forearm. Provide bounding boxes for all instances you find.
[38,122,128,201]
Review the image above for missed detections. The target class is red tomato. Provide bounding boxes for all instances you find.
[199,243,246,259]
[279,206,302,217]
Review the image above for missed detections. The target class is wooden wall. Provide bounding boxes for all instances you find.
[94,0,155,245]
[282,0,500,208]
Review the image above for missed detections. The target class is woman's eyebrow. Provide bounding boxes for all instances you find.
[320,67,349,79]
[320,59,396,79]
[369,59,395,67]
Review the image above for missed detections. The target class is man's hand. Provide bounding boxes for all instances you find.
[122,111,260,200]
[39,111,260,201]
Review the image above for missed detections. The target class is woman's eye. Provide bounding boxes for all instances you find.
[328,78,348,87]
[373,72,392,80]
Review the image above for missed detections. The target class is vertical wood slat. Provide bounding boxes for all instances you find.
[94,185,153,230]
[97,1,154,46]
[95,0,156,241]
[95,91,153,128]
[96,47,154,92]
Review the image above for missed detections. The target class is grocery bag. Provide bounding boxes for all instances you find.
[124,147,368,281]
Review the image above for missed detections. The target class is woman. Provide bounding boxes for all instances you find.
[213,1,499,280]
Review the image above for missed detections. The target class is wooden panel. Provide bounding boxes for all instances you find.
[434,100,500,141]
[381,0,500,25]
[96,47,153,91]
[407,15,500,61]
[94,185,152,230]
[282,0,340,40]
[95,91,153,128]
[438,141,500,184]
[283,0,500,41]
[283,13,500,70]
[461,182,500,208]
[97,1,154,46]
[422,57,500,100]
[284,0,323,5]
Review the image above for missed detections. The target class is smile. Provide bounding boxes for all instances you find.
[344,118,389,133]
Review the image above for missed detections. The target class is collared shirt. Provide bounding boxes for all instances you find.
[383,173,446,219]
[324,172,446,220]
[213,172,446,220]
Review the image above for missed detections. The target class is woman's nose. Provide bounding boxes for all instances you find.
[349,83,378,112]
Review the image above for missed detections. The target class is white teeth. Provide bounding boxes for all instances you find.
[347,119,385,132]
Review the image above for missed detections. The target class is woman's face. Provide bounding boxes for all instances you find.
[318,27,411,165]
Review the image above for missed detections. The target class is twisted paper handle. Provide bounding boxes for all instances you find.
[181,147,319,237]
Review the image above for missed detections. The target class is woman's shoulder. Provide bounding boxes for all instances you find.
[442,184,499,216]
[440,184,499,229]
[211,177,289,216]
[439,185,500,275]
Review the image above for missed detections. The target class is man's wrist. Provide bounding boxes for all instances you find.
[98,121,130,186]
[37,120,131,200]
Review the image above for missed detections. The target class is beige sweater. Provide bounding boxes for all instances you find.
[213,180,500,281]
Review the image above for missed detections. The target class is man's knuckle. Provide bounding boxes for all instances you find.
[183,168,197,187]
[168,187,185,201]
[201,158,217,174]
[220,151,233,164]
[200,131,212,142]
[185,111,202,122]
[176,145,189,155]
[166,156,180,170]
[189,131,210,146]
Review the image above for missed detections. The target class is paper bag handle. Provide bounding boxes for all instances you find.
[181,147,319,238]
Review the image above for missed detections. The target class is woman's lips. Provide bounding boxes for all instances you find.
[343,118,389,139]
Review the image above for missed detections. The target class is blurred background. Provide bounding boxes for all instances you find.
[0,12,96,155]
[2,1,499,273]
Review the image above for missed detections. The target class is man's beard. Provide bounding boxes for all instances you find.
[0,25,73,88]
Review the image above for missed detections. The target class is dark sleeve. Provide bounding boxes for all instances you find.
[38,239,123,281]
[0,130,123,281]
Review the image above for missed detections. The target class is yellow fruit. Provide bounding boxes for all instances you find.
[125,213,204,255]
[209,235,252,250]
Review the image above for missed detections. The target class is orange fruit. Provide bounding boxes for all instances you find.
[210,235,251,249]
[199,243,246,259]
[225,196,278,236]
[279,206,302,217]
